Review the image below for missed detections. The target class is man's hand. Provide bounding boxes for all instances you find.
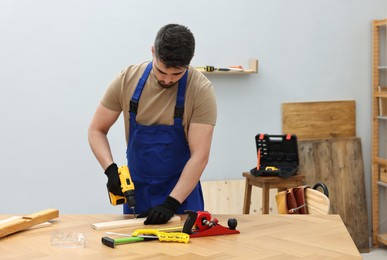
[141,196,181,225]
[104,163,123,196]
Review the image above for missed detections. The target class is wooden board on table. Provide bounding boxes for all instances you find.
[298,137,369,252]
[91,215,181,230]
[0,209,59,238]
[282,100,356,140]
[0,216,52,230]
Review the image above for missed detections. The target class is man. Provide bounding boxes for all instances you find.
[88,24,217,225]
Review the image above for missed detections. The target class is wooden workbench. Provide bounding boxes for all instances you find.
[0,214,360,259]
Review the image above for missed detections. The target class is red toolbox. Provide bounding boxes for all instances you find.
[250,134,299,178]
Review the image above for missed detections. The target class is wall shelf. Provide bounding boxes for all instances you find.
[196,59,258,75]
[378,181,387,188]
[372,18,387,248]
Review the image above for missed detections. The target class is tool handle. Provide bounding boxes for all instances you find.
[132,229,189,243]
[182,210,197,234]
[157,232,190,243]
[101,236,145,248]
[132,229,158,237]
[118,166,136,208]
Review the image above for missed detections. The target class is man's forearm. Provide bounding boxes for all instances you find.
[169,155,208,203]
[170,123,214,203]
[88,104,120,171]
[88,129,114,171]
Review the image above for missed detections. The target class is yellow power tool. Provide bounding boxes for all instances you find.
[107,165,136,215]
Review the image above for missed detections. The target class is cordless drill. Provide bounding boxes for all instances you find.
[107,165,136,216]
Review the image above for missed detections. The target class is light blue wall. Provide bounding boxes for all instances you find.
[0,0,386,228]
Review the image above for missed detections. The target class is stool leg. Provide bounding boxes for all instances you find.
[262,183,270,214]
[243,180,252,214]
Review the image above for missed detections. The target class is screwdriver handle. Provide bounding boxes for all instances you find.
[157,232,190,243]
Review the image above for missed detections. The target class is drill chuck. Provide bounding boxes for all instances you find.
[124,190,136,208]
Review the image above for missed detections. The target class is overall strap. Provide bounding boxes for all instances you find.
[129,62,153,115]
[174,70,188,125]
[129,61,188,125]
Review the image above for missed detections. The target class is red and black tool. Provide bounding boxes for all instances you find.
[182,210,239,238]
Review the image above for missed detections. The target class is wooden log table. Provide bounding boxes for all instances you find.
[0,214,361,259]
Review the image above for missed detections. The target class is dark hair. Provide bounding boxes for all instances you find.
[154,24,195,68]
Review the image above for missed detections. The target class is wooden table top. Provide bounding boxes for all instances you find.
[0,214,361,259]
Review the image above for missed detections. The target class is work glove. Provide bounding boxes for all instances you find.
[104,163,123,196]
[140,196,181,225]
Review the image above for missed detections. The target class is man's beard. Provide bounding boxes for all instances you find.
[157,80,175,89]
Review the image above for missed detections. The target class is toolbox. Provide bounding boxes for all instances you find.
[250,133,299,178]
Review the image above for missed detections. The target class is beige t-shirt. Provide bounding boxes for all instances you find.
[101,61,217,143]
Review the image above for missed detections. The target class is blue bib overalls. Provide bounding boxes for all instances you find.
[124,62,204,214]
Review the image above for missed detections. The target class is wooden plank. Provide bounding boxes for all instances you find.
[0,216,21,225]
[201,179,279,214]
[378,233,387,245]
[282,100,356,140]
[380,167,387,183]
[0,209,59,238]
[27,222,52,229]
[91,215,181,230]
[305,188,330,215]
[202,180,245,214]
[298,137,369,252]
[378,87,387,116]
[0,216,51,230]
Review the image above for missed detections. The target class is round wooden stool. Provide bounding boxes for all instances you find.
[242,172,305,214]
